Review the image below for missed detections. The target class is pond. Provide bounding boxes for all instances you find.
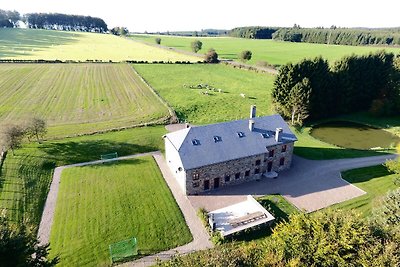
[310,121,400,150]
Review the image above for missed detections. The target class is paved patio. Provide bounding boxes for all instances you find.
[188,154,396,212]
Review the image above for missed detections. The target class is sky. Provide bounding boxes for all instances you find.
[2,0,400,32]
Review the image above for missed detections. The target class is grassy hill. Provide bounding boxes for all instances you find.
[0,28,199,62]
[130,34,400,66]
[0,63,169,137]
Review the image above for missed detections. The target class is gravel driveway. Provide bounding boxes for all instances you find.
[189,154,397,212]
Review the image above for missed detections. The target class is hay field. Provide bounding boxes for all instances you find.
[0,63,169,137]
[0,28,199,62]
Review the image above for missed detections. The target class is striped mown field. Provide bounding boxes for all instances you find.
[49,156,191,266]
[0,28,199,62]
[0,63,169,137]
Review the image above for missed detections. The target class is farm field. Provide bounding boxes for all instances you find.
[133,63,275,124]
[0,125,166,227]
[0,28,198,61]
[133,63,390,159]
[49,156,191,266]
[333,165,398,217]
[0,63,169,137]
[130,34,400,66]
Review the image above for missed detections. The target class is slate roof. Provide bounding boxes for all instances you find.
[164,114,297,170]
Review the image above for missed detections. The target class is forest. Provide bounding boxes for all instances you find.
[272,51,400,124]
[272,27,400,46]
[24,13,108,32]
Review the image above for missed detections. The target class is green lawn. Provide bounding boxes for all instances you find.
[133,64,275,124]
[333,165,398,217]
[49,156,191,266]
[257,194,299,223]
[0,28,198,62]
[0,126,167,227]
[130,34,400,66]
[0,63,169,137]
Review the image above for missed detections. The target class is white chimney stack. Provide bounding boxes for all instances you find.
[250,105,256,118]
[249,119,255,131]
[275,128,283,142]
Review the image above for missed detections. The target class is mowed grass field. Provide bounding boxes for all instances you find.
[133,64,275,124]
[49,156,191,266]
[0,28,198,61]
[130,34,400,66]
[0,126,166,227]
[333,165,398,217]
[0,63,169,137]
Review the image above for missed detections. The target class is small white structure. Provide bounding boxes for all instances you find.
[208,195,275,237]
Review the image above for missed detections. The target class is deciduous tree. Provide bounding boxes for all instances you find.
[25,117,47,143]
[191,40,202,53]
[1,124,25,155]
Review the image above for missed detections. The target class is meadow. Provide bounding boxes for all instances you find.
[0,126,167,226]
[334,165,398,217]
[134,63,391,159]
[130,34,400,66]
[133,63,275,124]
[0,28,198,62]
[0,63,169,137]
[49,156,191,266]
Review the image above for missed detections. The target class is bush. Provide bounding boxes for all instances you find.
[239,50,252,62]
[204,49,219,63]
[155,37,161,45]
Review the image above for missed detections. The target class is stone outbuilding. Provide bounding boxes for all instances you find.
[163,106,297,195]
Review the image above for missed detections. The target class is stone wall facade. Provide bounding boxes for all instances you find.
[185,142,294,195]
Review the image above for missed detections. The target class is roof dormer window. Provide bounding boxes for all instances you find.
[237,131,245,138]
[192,139,200,145]
[261,133,270,138]
[213,136,222,142]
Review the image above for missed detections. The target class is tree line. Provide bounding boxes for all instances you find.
[0,9,20,27]
[24,13,108,32]
[230,26,278,39]
[272,51,400,125]
[272,27,400,46]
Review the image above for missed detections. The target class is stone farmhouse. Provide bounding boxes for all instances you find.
[163,106,297,195]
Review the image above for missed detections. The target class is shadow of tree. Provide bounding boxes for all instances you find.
[294,146,390,160]
[0,29,79,58]
[39,140,158,165]
[341,164,391,184]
